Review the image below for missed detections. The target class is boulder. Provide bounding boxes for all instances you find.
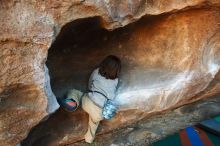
[0,0,220,145]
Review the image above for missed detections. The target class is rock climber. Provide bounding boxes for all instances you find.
[82,55,121,143]
[58,55,121,143]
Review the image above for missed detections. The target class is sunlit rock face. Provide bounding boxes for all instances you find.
[115,10,220,112]
[0,0,220,145]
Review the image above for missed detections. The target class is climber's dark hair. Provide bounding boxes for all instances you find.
[99,55,121,80]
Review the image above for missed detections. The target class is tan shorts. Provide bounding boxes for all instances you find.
[81,94,103,143]
[81,94,103,122]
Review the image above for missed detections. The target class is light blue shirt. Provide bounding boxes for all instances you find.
[88,68,118,108]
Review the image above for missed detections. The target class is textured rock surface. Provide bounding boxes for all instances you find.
[0,0,220,145]
[23,8,220,145]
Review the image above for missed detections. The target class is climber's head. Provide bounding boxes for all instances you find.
[99,55,121,80]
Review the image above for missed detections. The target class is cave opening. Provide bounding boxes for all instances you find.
[46,17,124,98]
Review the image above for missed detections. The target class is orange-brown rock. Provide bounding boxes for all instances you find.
[0,0,220,146]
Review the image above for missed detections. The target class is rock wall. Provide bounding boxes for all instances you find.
[0,0,220,146]
[23,8,220,145]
